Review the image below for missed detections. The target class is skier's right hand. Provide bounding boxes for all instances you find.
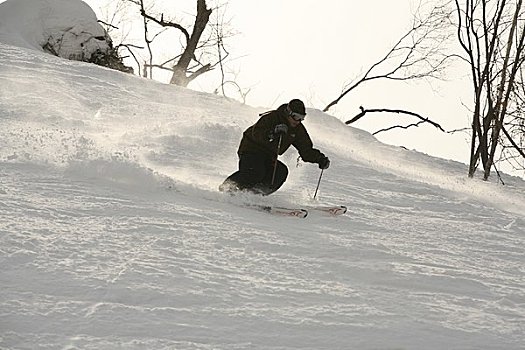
[274,124,288,135]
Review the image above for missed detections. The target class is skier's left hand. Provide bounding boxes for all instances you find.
[318,156,330,170]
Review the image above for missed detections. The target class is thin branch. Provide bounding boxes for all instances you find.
[345,106,446,132]
[502,125,525,159]
[139,8,190,43]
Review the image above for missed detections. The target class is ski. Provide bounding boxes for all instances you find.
[307,205,347,216]
[249,204,309,218]
[257,205,345,217]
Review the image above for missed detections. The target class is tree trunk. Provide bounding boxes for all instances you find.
[483,0,524,179]
[170,0,212,86]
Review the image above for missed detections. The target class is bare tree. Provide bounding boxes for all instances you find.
[496,67,525,176]
[324,2,454,134]
[116,0,236,88]
[98,0,248,101]
[326,0,525,180]
[208,2,250,101]
[129,0,212,84]
[454,0,525,180]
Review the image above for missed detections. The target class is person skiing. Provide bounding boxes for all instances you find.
[219,98,330,195]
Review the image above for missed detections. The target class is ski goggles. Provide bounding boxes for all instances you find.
[291,112,306,121]
[286,105,306,121]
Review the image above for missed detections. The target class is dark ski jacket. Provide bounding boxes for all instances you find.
[237,104,325,164]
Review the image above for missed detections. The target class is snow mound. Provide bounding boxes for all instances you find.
[0,0,109,61]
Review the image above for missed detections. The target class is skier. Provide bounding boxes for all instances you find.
[219,98,330,195]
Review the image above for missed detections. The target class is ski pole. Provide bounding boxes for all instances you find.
[271,134,283,186]
[313,169,324,200]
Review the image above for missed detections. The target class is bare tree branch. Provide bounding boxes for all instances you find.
[323,2,454,113]
[345,106,446,133]
[373,121,430,135]
[139,8,190,43]
[502,125,525,159]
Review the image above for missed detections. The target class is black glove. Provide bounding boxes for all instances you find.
[318,156,330,170]
[274,124,288,135]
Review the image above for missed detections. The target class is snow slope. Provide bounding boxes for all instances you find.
[1,42,524,349]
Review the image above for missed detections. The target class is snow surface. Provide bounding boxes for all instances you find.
[1,36,525,350]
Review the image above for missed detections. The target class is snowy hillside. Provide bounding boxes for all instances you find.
[1,41,524,350]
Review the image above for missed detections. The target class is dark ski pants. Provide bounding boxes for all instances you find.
[220,153,288,195]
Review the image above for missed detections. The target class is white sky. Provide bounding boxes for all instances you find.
[4,0,478,168]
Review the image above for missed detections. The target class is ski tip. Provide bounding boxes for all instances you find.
[326,205,347,215]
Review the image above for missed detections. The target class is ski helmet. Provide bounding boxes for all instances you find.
[288,99,306,116]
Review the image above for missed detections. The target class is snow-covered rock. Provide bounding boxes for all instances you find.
[0,0,131,72]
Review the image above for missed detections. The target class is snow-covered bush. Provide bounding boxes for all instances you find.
[0,0,132,73]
